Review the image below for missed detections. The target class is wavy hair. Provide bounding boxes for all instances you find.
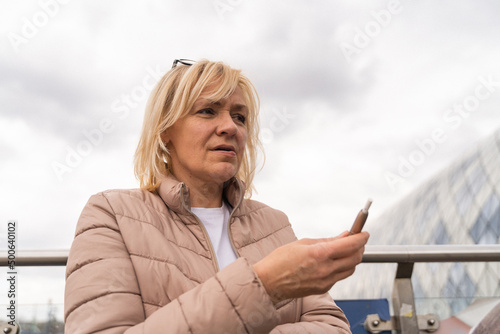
[134,59,262,197]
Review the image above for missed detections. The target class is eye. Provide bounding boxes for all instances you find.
[197,108,215,115]
[233,114,246,124]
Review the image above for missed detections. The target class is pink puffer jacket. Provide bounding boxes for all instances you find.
[64,175,350,333]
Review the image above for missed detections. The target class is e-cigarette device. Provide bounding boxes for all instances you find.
[349,198,373,235]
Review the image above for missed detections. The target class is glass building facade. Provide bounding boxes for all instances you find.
[332,128,500,320]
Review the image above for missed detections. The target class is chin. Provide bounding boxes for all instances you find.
[210,167,239,184]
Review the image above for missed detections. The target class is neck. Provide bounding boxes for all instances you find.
[186,181,224,208]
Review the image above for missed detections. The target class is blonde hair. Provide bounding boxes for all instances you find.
[134,59,262,197]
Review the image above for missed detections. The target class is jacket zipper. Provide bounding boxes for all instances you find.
[227,179,245,259]
[179,180,244,273]
[179,183,220,273]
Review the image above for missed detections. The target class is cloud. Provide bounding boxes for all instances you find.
[1,0,500,308]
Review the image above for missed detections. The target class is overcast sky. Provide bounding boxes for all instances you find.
[1,0,500,320]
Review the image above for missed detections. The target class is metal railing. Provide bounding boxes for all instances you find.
[362,245,500,333]
[2,244,499,266]
[2,245,500,333]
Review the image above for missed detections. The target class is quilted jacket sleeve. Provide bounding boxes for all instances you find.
[64,193,280,334]
[270,293,351,333]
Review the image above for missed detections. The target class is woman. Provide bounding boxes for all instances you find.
[64,59,369,333]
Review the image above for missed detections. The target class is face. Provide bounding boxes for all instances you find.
[163,85,248,188]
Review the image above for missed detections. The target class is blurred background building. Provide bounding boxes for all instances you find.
[332,128,500,324]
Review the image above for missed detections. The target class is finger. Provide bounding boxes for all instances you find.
[333,248,364,270]
[298,236,339,245]
[298,230,354,246]
[338,231,350,238]
[314,232,368,260]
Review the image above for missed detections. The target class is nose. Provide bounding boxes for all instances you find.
[216,112,238,136]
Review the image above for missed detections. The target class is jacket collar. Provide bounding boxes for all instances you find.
[156,173,245,216]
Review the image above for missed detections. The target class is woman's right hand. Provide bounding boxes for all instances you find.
[252,231,369,304]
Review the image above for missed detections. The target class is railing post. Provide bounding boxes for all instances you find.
[392,262,419,334]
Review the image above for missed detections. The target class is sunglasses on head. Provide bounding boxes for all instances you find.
[171,59,196,69]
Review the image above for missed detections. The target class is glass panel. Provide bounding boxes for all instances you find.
[450,297,472,315]
[418,195,438,235]
[449,152,477,188]
[428,261,440,274]
[412,275,425,298]
[431,221,450,245]
[483,193,500,220]
[459,272,476,298]
[467,163,487,196]
[449,152,477,187]
[449,165,463,186]
[491,207,500,237]
[470,213,487,243]
[455,183,473,216]
[449,263,466,287]
[479,231,497,244]
[477,265,499,296]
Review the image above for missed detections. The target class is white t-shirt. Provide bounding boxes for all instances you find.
[191,202,238,270]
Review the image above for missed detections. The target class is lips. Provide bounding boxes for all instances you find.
[212,144,237,157]
[212,144,236,152]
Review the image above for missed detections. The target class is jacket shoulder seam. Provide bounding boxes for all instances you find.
[101,189,165,222]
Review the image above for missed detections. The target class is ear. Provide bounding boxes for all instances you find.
[160,131,170,145]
